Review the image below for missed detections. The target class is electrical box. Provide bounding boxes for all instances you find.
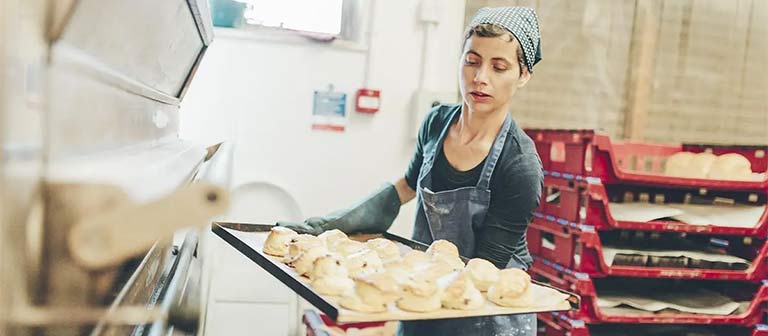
[355,88,381,113]
[411,90,459,139]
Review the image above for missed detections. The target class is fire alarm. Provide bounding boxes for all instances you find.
[355,89,381,113]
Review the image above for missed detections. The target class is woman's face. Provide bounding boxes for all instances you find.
[459,35,531,116]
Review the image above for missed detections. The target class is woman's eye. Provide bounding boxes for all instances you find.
[494,66,507,72]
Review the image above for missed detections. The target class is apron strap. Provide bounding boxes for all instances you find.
[419,107,461,179]
[477,115,512,190]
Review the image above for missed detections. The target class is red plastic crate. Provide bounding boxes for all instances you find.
[529,259,768,326]
[538,312,768,336]
[524,129,768,192]
[526,215,768,281]
[537,311,589,336]
[303,310,385,336]
[538,175,768,236]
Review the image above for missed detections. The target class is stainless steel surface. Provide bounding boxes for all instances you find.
[145,232,201,336]
[0,0,49,335]
[57,0,204,98]
[1,0,220,334]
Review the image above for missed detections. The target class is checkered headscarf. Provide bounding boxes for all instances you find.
[466,7,542,72]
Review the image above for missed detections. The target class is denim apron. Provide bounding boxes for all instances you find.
[399,107,536,336]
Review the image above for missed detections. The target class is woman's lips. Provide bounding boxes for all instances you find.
[469,91,492,102]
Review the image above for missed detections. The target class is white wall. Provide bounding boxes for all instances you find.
[181,0,466,237]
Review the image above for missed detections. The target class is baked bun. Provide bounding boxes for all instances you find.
[416,261,456,280]
[664,152,696,177]
[486,268,533,307]
[311,253,348,280]
[340,273,400,313]
[426,240,459,258]
[311,254,354,296]
[283,234,323,265]
[263,226,299,257]
[463,258,500,292]
[293,245,328,276]
[332,239,368,258]
[431,252,465,272]
[346,249,384,278]
[708,153,753,181]
[402,250,430,270]
[687,152,717,178]
[318,229,349,249]
[365,238,401,263]
[441,273,484,310]
[312,276,355,296]
[384,261,411,285]
[396,275,442,312]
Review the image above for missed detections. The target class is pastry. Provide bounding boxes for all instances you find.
[293,245,328,276]
[426,240,460,258]
[441,273,484,310]
[365,238,401,263]
[311,254,355,296]
[283,234,323,265]
[396,275,442,312]
[402,250,430,270]
[486,268,533,307]
[262,226,299,257]
[340,273,401,313]
[332,239,368,258]
[708,153,753,181]
[318,229,348,249]
[346,249,384,278]
[463,258,499,292]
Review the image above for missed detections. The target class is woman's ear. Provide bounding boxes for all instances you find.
[517,68,531,88]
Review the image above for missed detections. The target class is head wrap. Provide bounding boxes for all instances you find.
[466,7,542,72]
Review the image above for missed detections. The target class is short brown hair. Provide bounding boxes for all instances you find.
[465,23,527,75]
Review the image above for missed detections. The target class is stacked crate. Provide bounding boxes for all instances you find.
[524,129,768,336]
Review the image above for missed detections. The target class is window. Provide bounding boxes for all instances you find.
[242,0,356,38]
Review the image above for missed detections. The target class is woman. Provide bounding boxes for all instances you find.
[279,7,543,336]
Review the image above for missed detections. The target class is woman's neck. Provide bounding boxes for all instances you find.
[453,104,508,145]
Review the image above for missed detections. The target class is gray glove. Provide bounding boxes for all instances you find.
[276,183,401,235]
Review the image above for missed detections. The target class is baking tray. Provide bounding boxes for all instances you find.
[212,221,580,323]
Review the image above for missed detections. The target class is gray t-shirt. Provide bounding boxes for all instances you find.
[404,104,543,268]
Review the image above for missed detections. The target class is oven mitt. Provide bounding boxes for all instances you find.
[276,183,401,235]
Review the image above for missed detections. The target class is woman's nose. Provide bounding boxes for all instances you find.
[473,66,489,85]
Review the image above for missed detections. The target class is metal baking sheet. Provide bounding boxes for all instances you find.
[212,221,579,323]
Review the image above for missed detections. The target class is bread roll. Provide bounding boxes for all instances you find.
[426,240,460,258]
[384,261,411,285]
[346,249,384,278]
[340,273,401,313]
[310,253,348,280]
[416,261,456,280]
[312,276,355,296]
[687,152,717,179]
[310,253,354,296]
[441,273,484,310]
[402,250,430,270]
[365,238,401,263]
[339,295,386,313]
[332,239,368,258]
[283,234,323,264]
[463,258,500,292]
[263,226,299,257]
[396,275,442,313]
[708,153,753,181]
[664,152,695,177]
[487,268,533,307]
[318,229,348,249]
[293,245,329,276]
[431,252,465,272]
